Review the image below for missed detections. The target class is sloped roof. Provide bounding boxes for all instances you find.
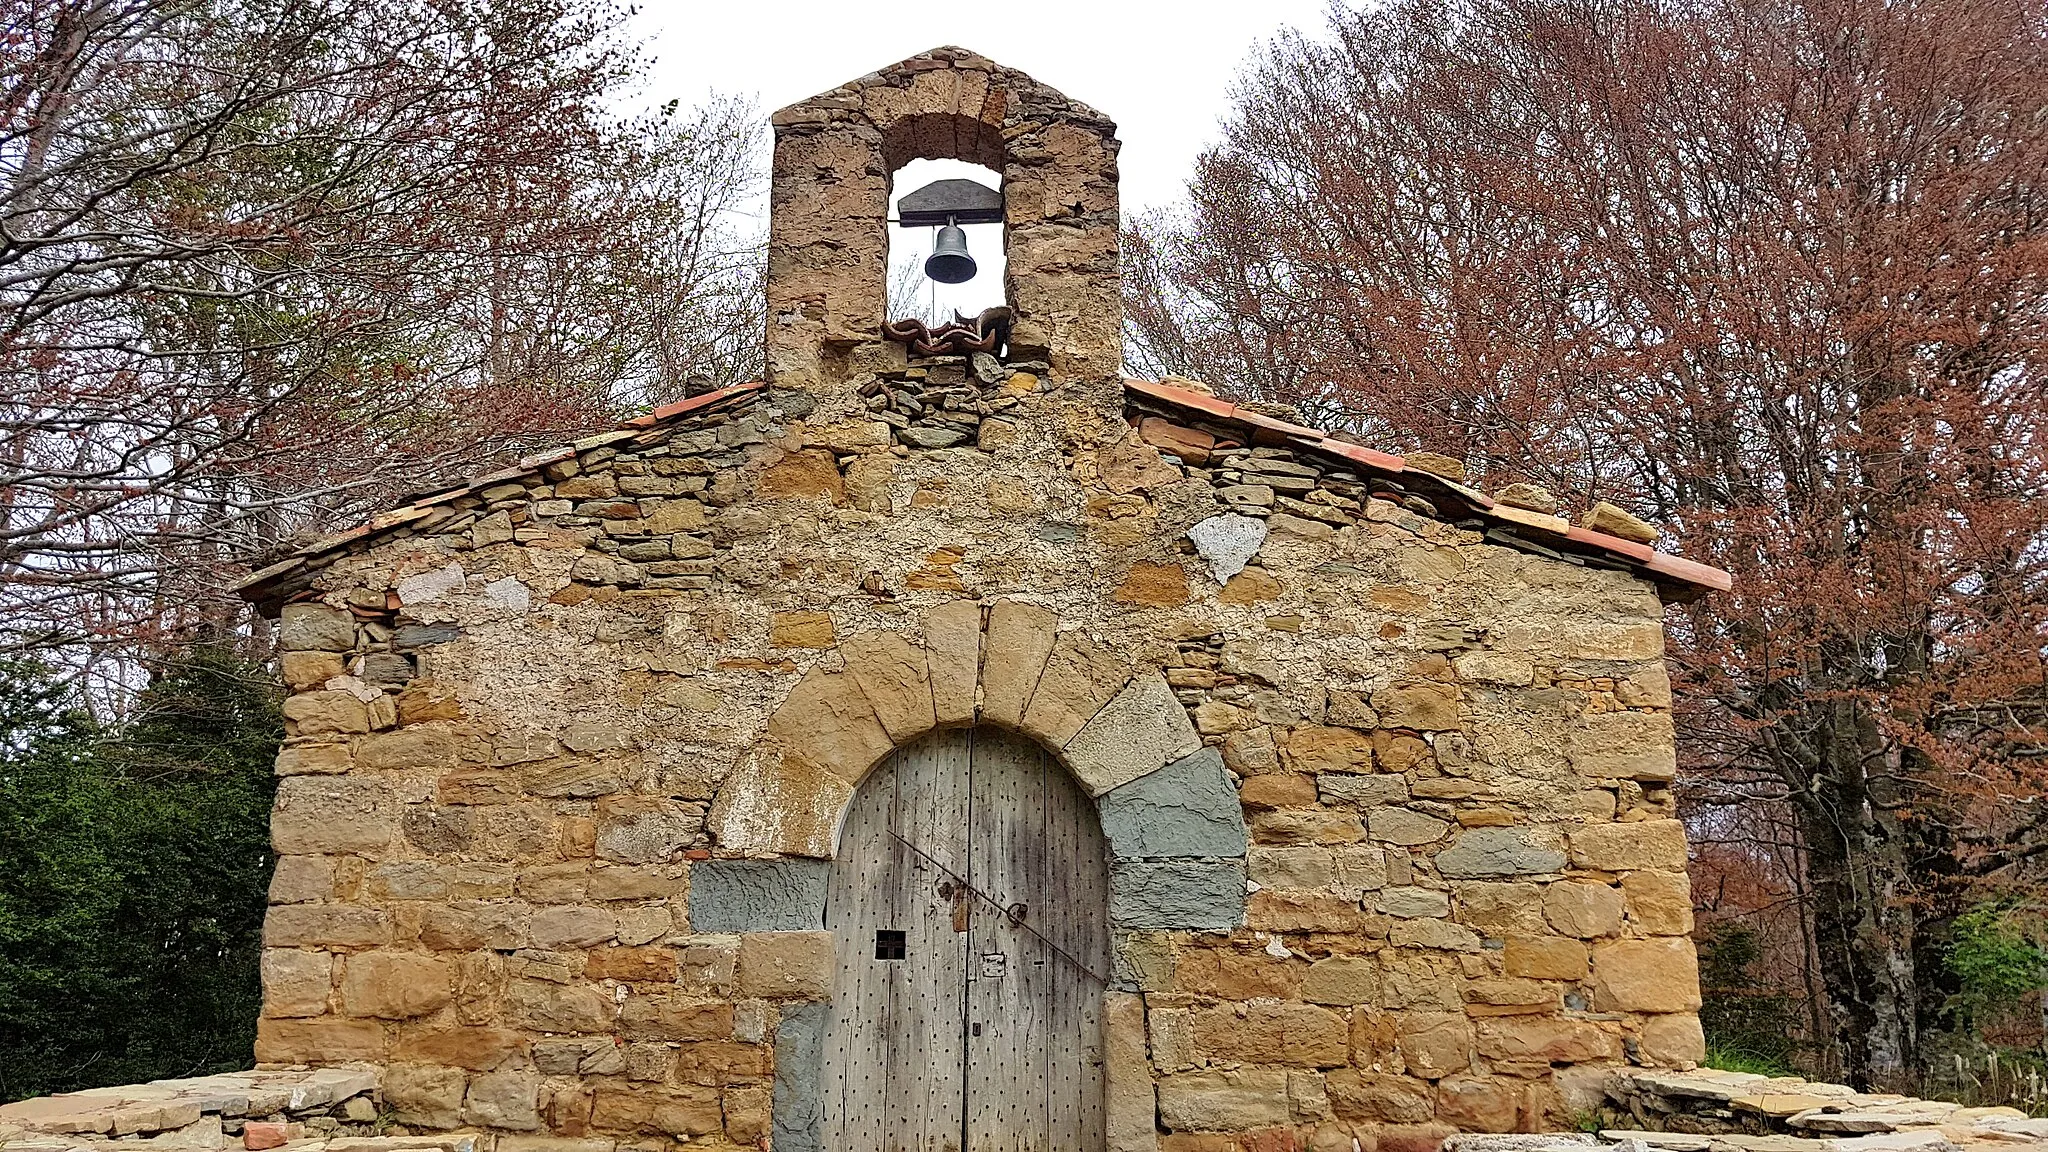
[1125,378,1731,601]
[235,377,1728,610]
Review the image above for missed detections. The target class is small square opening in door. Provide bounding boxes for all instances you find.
[874,929,907,960]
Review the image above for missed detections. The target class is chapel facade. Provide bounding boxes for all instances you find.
[231,47,1730,1152]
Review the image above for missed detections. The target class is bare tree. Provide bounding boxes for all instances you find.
[1133,0,2048,1087]
[0,0,762,677]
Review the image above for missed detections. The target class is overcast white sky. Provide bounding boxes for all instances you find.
[630,0,1333,316]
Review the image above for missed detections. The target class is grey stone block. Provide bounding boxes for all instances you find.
[1064,671,1203,796]
[687,859,830,932]
[1433,826,1568,878]
[393,624,464,650]
[1110,859,1246,931]
[772,1001,827,1152]
[1098,747,1247,860]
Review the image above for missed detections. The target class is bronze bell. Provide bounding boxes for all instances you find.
[924,216,976,284]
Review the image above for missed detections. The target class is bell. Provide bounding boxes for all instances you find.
[924,219,977,284]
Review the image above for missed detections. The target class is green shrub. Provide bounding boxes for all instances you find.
[0,650,280,1101]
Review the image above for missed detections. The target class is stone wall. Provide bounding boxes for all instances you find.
[245,374,1704,1152]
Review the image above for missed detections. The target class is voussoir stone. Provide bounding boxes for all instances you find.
[1097,747,1248,860]
[1018,631,1133,748]
[979,599,1059,728]
[840,629,937,744]
[1063,670,1202,796]
[765,667,894,783]
[922,600,982,727]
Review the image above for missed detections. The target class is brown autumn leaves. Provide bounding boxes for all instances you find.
[0,0,762,671]
[1126,0,2048,1088]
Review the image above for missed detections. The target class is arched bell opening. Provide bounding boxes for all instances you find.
[886,157,1008,325]
[820,725,1109,1152]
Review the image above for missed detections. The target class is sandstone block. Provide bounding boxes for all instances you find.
[1247,846,1335,890]
[1248,889,1367,934]
[530,905,617,949]
[465,1069,541,1130]
[268,855,336,904]
[354,728,456,772]
[280,603,358,651]
[275,742,350,776]
[1223,727,1282,774]
[980,600,1060,728]
[1453,651,1535,686]
[1065,671,1202,796]
[923,601,982,727]
[1377,886,1452,918]
[1283,726,1374,774]
[264,904,390,950]
[1463,977,1562,1013]
[341,952,453,1018]
[1193,1002,1349,1067]
[1396,1013,1473,1077]
[1098,747,1247,859]
[841,629,936,744]
[382,1063,467,1129]
[1317,774,1409,807]
[1115,561,1191,607]
[394,1026,527,1071]
[1253,808,1366,846]
[1240,773,1318,809]
[1583,499,1660,543]
[1543,879,1626,938]
[1176,945,1304,1001]
[1103,992,1153,1152]
[585,946,680,983]
[737,931,833,1000]
[1504,935,1588,980]
[504,980,615,1034]
[1157,1070,1292,1131]
[1453,882,1548,936]
[1638,1012,1707,1067]
[769,610,836,648]
[1301,956,1379,1005]
[703,744,853,858]
[281,691,369,735]
[261,949,333,1017]
[1436,1077,1520,1132]
[1568,710,1678,782]
[253,1016,388,1063]
[1372,682,1461,730]
[271,776,398,856]
[758,449,846,503]
[281,650,345,689]
[1570,819,1688,871]
[1369,808,1450,846]
[618,996,734,1043]
[1591,937,1702,1013]
[1020,632,1133,747]
[1622,869,1695,935]
[589,1085,722,1137]
[766,667,895,783]
[1434,826,1568,878]
[1475,1016,1622,1064]
[1325,1071,1434,1124]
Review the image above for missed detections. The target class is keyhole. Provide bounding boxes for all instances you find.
[972,1022,982,1037]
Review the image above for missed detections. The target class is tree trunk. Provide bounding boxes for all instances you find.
[1796,696,1922,1089]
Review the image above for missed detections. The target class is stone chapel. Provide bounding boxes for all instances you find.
[224,46,1730,1152]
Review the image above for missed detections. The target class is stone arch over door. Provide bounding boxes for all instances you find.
[697,600,1247,1152]
[767,48,1122,388]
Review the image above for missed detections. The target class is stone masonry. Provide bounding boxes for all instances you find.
[16,44,1748,1152]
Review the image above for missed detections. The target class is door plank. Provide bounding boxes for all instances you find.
[890,728,972,1151]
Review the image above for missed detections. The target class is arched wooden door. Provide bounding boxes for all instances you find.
[821,726,1109,1152]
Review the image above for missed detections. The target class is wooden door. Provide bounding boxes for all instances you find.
[821,727,1108,1152]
